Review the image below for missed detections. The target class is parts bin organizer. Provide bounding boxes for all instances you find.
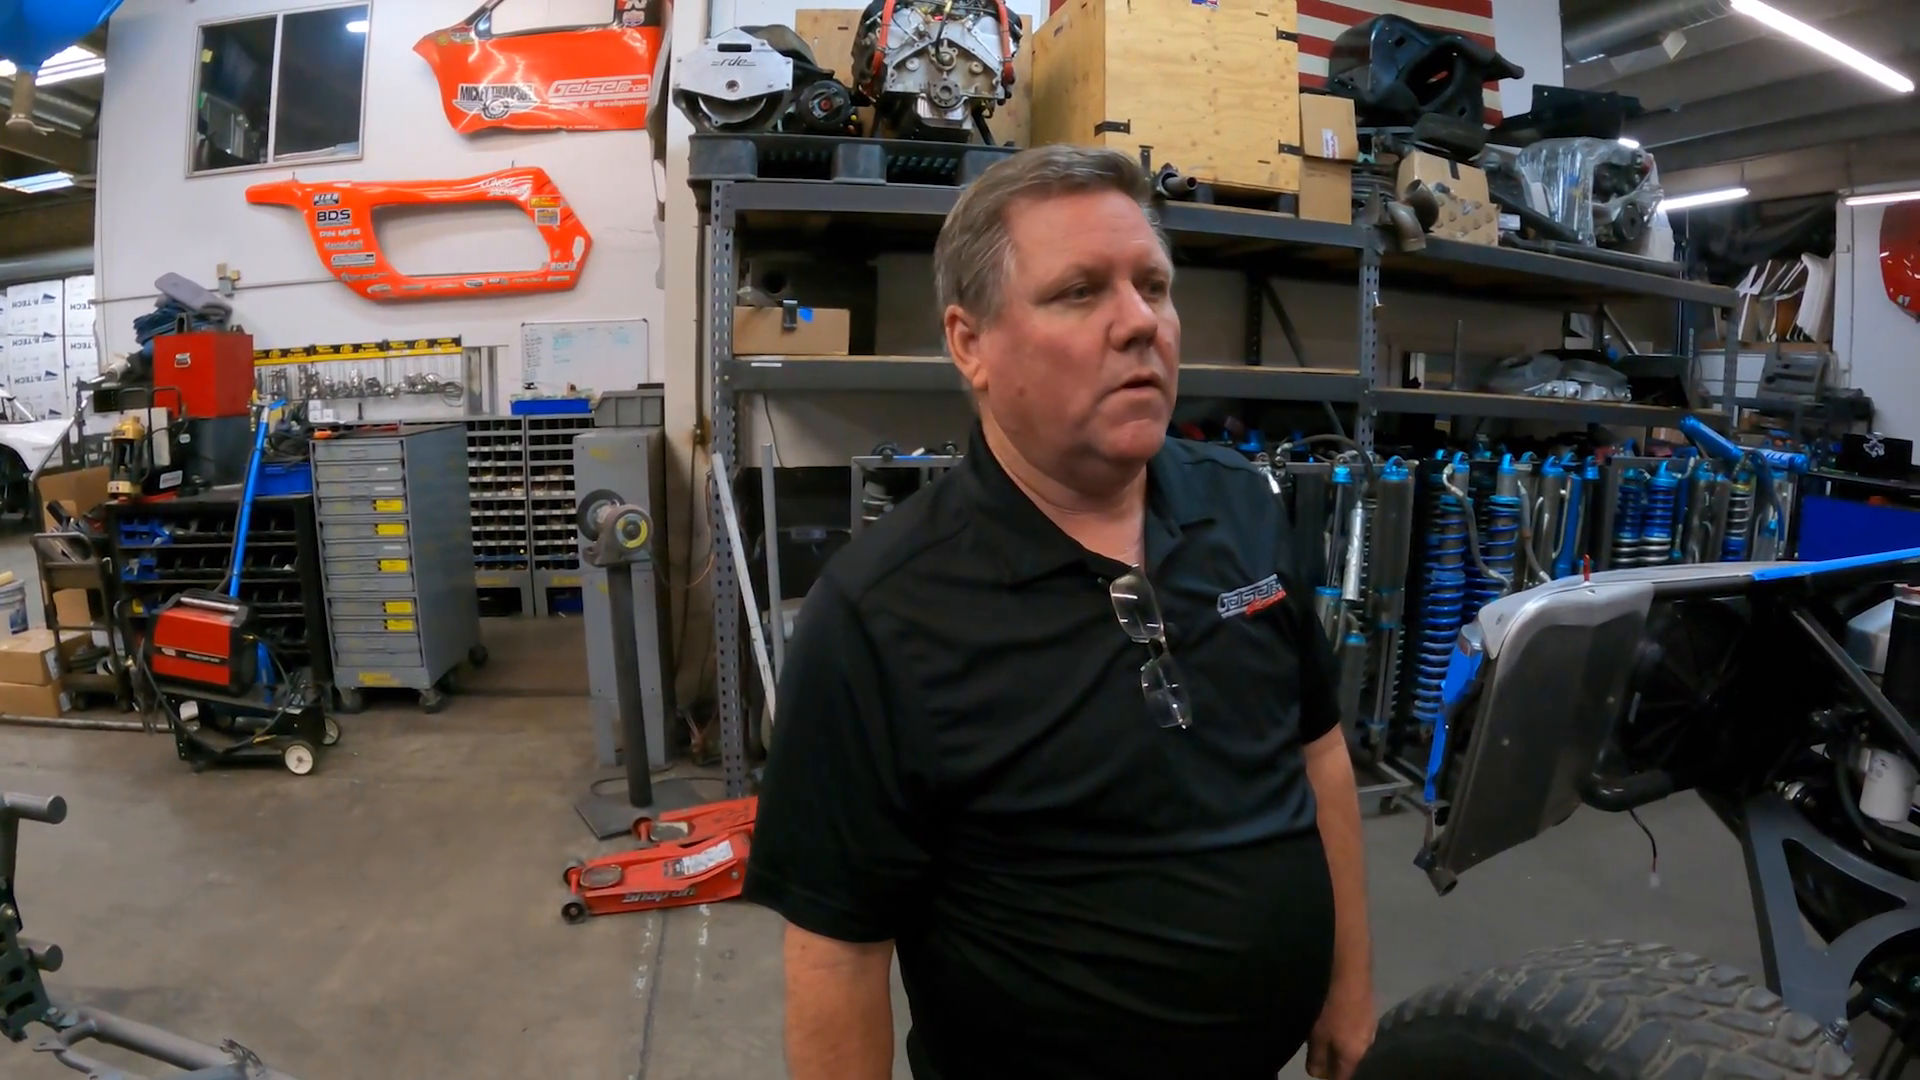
[313,425,482,706]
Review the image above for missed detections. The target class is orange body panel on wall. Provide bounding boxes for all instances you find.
[152,331,255,419]
[1883,202,1920,321]
[414,0,667,134]
[244,168,593,302]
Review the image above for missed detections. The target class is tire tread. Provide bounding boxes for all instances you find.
[1360,942,1856,1080]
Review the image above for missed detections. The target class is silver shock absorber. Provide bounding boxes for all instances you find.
[1722,467,1756,562]
[1681,460,1714,564]
[1532,454,1568,583]
[1364,458,1415,749]
[1319,463,1360,641]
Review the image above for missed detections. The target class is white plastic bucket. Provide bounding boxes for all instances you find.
[0,577,27,635]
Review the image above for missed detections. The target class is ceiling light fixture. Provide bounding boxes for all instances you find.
[1730,0,1916,93]
[0,171,76,195]
[346,18,370,33]
[0,45,102,85]
[1660,187,1751,212]
[1617,137,1642,149]
[1845,189,1920,207]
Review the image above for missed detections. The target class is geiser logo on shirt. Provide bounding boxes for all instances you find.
[1217,573,1286,619]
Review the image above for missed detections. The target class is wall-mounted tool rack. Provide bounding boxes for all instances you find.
[691,147,1743,802]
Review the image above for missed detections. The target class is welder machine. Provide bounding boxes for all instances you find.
[136,402,338,775]
[147,592,257,695]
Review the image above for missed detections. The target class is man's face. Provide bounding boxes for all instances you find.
[948,189,1180,473]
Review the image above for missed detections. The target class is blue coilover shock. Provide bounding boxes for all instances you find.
[1469,454,1522,616]
[1722,468,1757,561]
[1410,452,1470,728]
[1612,468,1650,569]
[1643,462,1681,566]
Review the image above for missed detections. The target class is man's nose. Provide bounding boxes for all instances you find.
[1109,283,1160,350]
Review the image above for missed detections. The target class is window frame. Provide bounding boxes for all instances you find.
[186,1,374,178]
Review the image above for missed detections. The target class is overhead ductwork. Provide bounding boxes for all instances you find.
[0,246,91,287]
[1563,0,1733,64]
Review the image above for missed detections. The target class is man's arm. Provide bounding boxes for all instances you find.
[1302,726,1375,1079]
[785,924,895,1080]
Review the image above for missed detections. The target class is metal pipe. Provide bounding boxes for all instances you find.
[0,247,91,288]
[50,1001,301,1080]
[0,714,145,732]
[760,442,785,679]
[1563,0,1732,63]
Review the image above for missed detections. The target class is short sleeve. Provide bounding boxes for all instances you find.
[743,577,931,943]
[1285,587,1342,742]
[1260,470,1342,743]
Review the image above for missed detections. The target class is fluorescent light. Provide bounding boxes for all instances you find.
[0,171,76,194]
[1846,189,1920,207]
[1731,0,1915,93]
[346,18,369,33]
[1617,137,1641,149]
[1660,186,1750,212]
[0,45,101,83]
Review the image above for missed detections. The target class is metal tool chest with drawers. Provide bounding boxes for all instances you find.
[312,424,485,713]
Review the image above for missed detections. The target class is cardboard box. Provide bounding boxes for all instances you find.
[1300,160,1353,224]
[53,589,92,629]
[1431,193,1500,246]
[37,466,110,530]
[1300,94,1357,161]
[1397,150,1490,205]
[0,677,71,717]
[1032,0,1302,195]
[0,630,87,686]
[5,280,62,337]
[733,306,851,356]
[63,275,95,338]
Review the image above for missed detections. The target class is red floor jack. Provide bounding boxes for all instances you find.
[561,489,755,921]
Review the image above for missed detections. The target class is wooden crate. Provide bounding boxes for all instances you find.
[792,8,1035,147]
[1030,0,1301,194]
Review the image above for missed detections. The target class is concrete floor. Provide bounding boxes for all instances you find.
[0,525,1840,1079]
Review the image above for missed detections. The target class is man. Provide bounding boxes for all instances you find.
[744,145,1375,1080]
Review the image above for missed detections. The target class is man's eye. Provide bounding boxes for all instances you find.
[1141,279,1170,300]
[1062,283,1096,302]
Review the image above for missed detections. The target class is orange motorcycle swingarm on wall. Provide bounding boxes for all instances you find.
[415,0,666,134]
[1883,202,1920,322]
[246,168,592,303]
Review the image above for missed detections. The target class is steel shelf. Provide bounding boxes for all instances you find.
[1383,239,1737,306]
[1371,388,1731,429]
[722,355,1364,401]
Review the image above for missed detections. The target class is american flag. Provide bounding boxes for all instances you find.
[1297,0,1504,121]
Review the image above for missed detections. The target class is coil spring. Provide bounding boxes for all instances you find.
[1722,476,1756,561]
[1613,469,1649,568]
[1411,474,1468,727]
[1471,492,1522,616]
[860,480,894,527]
[1642,468,1680,567]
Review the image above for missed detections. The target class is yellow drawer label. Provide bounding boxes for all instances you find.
[550,575,581,587]
[374,523,406,536]
[379,559,410,573]
[385,618,417,632]
[372,498,405,513]
[358,672,397,686]
[383,600,415,614]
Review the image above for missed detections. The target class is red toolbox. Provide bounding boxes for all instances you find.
[151,331,254,419]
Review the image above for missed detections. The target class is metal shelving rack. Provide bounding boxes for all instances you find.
[465,417,535,616]
[694,172,1743,799]
[525,414,596,616]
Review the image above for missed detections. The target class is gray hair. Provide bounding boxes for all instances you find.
[933,145,1166,325]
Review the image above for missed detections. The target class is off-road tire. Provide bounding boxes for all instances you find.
[1354,941,1857,1080]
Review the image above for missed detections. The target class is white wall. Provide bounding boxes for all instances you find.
[1492,0,1564,116]
[95,0,663,399]
[1837,196,1920,440]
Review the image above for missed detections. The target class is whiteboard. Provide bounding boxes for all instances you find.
[520,318,651,392]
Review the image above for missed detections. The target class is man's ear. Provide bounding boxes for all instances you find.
[944,304,990,397]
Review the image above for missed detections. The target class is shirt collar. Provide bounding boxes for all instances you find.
[957,422,1214,584]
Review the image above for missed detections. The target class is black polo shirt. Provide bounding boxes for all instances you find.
[745,425,1341,1079]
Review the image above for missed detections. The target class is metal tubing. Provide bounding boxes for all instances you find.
[712,454,778,725]
[0,715,145,733]
[1791,605,1920,769]
[50,1002,300,1080]
[760,442,785,679]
